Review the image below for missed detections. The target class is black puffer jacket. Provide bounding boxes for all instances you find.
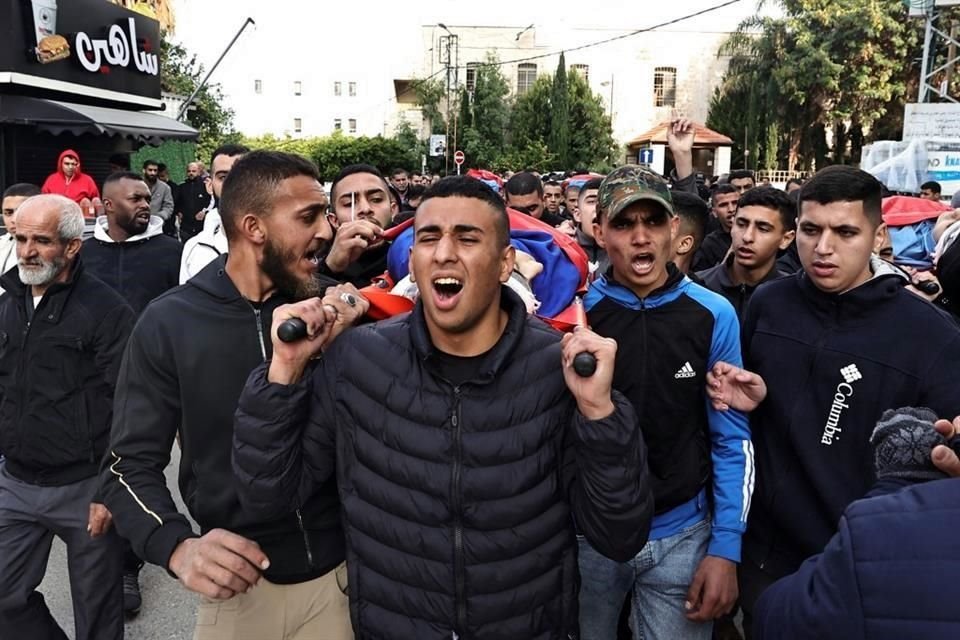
[234,288,653,640]
[0,260,134,485]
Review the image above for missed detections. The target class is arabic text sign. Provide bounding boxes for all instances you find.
[903,103,960,141]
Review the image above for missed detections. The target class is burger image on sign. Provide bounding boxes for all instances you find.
[36,34,70,64]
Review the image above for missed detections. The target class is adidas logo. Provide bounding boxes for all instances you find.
[674,362,696,379]
[840,364,862,384]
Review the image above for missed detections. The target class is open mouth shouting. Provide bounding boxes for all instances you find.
[631,253,656,277]
[432,276,464,310]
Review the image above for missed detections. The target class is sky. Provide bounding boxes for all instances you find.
[169,0,762,82]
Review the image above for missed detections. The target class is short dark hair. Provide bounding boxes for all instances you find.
[406,184,426,200]
[211,143,250,168]
[728,170,755,183]
[921,180,942,194]
[543,180,562,189]
[564,184,581,198]
[671,191,710,249]
[738,186,797,231]
[220,151,320,240]
[157,163,168,172]
[798,165,883,226]
[786,177,804,189]
[330,164,389,201]
[419,176,509,249]
[3,183,41,199]
[391,168,408,178]
[505,172,543,198]
[578,178,603,202]
[142,159,159,170]
[712,183,738,202]
[104,171,147,190]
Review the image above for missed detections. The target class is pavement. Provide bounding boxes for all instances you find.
[39,446,197,640]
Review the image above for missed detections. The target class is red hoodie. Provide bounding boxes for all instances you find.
[41,149,100,205]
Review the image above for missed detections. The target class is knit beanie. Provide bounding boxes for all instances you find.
[870,407,950,482]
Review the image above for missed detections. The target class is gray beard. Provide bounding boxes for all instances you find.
[19,256,66,286]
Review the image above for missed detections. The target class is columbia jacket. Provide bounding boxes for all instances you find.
[0,260,134,485]
[754,478,960,640]
[697,254,788,320]
[40,149,100,205]
[233,288,653,639]
[81,215,182,313]
[585,265,753,562]
[100,256,344,583]
[742,263,960,574]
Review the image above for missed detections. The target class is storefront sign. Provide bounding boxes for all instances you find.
[0,0,162,108]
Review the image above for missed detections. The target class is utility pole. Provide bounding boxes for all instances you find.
[177,18,255,121]
[439,24,458,175]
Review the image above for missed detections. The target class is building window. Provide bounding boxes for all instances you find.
[293,118,302,134]
[334,81,342,97]
[465,63,479,92]
[517,63,537,95]
[348,118,357,134]
[349,81,357,97]
[334,118,342,131]
[254,79,262,94]
[570,64,589,82]
[653,67,677,107]
[294,81,302,96]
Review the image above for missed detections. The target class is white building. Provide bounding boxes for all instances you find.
[393,24,733,155]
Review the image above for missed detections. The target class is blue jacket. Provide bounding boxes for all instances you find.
[742,264,960,574]
[585,265,752,562]
[754,478,960,640]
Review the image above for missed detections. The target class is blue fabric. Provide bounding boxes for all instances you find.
[888,219,936,268]
[387,227,581,317]
[754,478,960,640]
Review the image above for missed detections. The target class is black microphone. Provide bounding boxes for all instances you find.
[277,318,308,343]
[573,351,597,377]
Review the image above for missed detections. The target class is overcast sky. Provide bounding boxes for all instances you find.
[170,0,761,79]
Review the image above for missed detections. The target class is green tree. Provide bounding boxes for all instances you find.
[457,54,512,169]
[509,70,615,171]
[549,53,571,169]
[411,77,447,135]
[160,36,236,161]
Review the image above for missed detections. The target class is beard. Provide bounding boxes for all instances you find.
[19,255,67,286]
[261,238,322,301]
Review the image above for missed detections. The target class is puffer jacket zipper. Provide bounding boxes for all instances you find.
[451,385,466,634]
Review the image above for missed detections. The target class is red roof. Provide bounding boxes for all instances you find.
[626,121,733,147]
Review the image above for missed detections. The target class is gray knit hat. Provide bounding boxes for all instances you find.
[870,407,950,482]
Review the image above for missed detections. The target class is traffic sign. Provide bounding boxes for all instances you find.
[638,148,655,165]
[454,150,465,165]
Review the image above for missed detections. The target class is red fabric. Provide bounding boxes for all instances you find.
[881,195,952,227]
[41,149,100,205]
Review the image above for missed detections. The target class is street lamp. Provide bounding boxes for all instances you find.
[600,76,614,122]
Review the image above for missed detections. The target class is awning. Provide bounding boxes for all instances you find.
[0,95,198,144]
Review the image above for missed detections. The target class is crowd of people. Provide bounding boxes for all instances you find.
[0,116,959,640]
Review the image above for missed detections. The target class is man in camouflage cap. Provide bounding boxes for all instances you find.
[580,166,752,639]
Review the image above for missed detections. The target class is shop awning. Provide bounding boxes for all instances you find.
[0,95,197,144]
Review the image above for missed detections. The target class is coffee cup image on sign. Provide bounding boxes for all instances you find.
[31,0,58,43]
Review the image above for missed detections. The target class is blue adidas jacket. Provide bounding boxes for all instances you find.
[742,265,960,574]
[585,265,753,562]
[754,478,960,640]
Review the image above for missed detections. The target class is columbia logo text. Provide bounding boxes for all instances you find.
[821,364,862,445]
[674,362,696,379]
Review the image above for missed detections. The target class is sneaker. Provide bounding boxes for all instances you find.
[123,572,142,616]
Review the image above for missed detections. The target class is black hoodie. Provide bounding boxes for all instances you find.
[100,255,344,583]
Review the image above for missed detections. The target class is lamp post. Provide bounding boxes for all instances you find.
[600,75,614,124]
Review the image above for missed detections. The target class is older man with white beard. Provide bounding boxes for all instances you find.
[0,194,135,640]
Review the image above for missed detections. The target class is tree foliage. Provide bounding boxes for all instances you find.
[549,53,571,169]
[708,1,919,169]
[160,36,236,161]
[457,54,512,169]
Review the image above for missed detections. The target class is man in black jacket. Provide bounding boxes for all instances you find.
[82,171,182,614]
[82,172,182,314]
[100,152,359,639]
[697,186,795,319]
[174,162,211,242]
[233,176,654,639]
[692,184,739,272]
[0,194,135,640]
[737,166,960,634]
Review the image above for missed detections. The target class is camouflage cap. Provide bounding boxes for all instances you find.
[598,165,675,222]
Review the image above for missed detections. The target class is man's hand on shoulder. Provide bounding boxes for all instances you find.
[168,529,270,600]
